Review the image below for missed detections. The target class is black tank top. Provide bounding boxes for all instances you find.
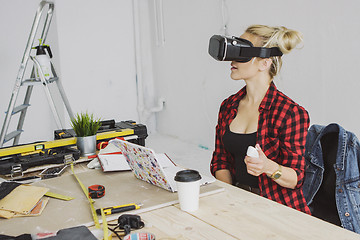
[222,125,259,188]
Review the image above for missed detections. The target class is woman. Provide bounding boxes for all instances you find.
[210,25,311,214]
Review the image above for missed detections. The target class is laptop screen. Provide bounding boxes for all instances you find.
[109,139,174,192]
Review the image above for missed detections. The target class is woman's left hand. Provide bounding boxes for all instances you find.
[245,144,298,189]
[244,144,270,176]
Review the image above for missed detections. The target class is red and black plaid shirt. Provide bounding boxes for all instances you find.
[210,82,311,214]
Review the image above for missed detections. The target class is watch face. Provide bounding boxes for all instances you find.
[273,172,281,179]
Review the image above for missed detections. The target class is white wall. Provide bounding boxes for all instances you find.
[2,0,360,152]
[145,0,360,150]
[0,0,138,146]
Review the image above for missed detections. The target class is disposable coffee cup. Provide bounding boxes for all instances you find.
[174,169,202,212]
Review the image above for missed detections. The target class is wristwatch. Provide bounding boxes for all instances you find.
[270,164,282,180]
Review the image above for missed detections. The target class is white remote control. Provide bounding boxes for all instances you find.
[247,146,259,158]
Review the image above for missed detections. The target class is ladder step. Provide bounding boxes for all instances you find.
[11,104,30,115]
[22,79,41,86]
[4,130,23,144]
[22,77,58,86]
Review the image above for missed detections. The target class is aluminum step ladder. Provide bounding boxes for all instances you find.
[0,1,74,147]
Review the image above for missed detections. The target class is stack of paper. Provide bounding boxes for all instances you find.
[98,154,131,172]
[0,182,49,219]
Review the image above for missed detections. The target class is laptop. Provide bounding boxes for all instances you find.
[108,139,215,192]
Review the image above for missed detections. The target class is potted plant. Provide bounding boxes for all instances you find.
[71,112,102,157]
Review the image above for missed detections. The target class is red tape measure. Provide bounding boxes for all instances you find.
[97,141,108,150]
[88,184,105,199]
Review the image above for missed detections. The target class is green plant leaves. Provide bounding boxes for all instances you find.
[70,112,102,137]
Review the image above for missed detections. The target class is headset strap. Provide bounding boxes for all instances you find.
[241,47,283,58]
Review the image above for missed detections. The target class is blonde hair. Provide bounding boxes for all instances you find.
[245,25,303,79]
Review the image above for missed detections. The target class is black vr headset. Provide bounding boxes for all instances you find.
[208,35,283,63]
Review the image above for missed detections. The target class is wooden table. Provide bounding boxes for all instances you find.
[128,180,360,240]
[1,167,359,239]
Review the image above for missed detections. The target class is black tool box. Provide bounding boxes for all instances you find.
[0,146,80,176]
[0,120,147,177]
[54,120,148,146]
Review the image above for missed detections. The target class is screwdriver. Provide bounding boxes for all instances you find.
[96,203,142,215]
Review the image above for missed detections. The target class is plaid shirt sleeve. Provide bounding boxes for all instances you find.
[258,83,311,214]
[279,104,310,188]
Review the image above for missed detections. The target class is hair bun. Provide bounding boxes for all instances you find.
[274,26,303,54]
[245,24,303,78]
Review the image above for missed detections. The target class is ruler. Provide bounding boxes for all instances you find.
[45,191,74,201]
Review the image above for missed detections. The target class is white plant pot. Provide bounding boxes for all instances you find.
[76,135,97,157]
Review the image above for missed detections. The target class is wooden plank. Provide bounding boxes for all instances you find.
[14,197,49,217]
[0,209,14,219]
[0,169,223,236]
[189,181,360,240]
[0,185,49,214]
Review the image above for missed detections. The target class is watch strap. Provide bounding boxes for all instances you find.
[270,164,282,180]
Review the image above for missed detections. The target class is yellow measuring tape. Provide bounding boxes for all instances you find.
[70,163,100,228]
[101,208,109,240]
[70,162,111,239]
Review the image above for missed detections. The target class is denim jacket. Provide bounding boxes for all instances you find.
[303,123,360,233]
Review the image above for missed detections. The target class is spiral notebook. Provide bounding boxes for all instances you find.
[108,139,214,192]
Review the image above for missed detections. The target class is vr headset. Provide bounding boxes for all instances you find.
[208,35,283,63]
